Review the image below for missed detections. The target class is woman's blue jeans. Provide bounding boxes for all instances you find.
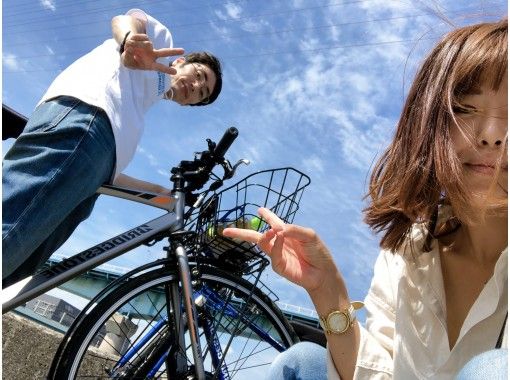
[267,342,507,380]
[2,96,116,287]
[456,349,508,380]
[267,342,328,380]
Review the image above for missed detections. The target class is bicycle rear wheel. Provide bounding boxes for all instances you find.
[49,266,298,379]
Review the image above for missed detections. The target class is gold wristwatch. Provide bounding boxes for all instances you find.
[319,301,364,334]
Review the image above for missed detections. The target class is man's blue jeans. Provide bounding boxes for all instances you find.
[2,96,116,287]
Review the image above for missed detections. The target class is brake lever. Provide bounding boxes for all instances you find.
[223,158,250,180]
[206,159,249,192]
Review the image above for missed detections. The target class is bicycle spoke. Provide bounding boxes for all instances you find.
[51,269,296,379]
[228,342,275,376]
[118,293,168,364]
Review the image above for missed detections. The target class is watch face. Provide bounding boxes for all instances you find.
[328,311,348,333]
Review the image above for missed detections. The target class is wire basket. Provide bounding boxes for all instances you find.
[195,167,311,274]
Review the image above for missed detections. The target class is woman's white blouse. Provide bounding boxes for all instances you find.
[327,225,508,379]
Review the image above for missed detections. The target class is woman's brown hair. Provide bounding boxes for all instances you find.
[363,19,508,252]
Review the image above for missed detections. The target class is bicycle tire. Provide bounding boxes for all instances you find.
[48,265,298,379]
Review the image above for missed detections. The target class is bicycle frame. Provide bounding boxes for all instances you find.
[2,184,179,312]
[2,182,209,379]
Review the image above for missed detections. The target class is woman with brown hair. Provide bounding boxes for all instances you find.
[223,18,507,380]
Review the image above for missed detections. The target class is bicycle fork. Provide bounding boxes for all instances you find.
[107,252,205,380]
[174,243,207,379]
[112,243,207,379]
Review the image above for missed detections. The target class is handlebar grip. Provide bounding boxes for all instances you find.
[213,127,238,158]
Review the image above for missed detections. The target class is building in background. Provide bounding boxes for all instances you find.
[25,293,79,327]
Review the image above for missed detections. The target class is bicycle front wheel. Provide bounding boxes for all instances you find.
[49,266,298,379]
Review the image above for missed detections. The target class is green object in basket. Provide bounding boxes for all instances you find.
[250,216,263,230]
[207,224,215,238]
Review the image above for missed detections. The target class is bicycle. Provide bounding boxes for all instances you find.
[2,126,311,379]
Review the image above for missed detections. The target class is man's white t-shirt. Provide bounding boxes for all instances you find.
[38,9,173,179]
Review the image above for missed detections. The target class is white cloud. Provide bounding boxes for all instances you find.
[240,19,268,33]
[225,2,242,19]
[208,24,232,41]
[2,53,19,70]
[40,0,56,11]
[136,146,160,168]
[214,10,228,21]
[329,24,341,41]
[358,0,413,14]
[301,154,324,174]
[243,144,263,164]
[215,1,243,21]
[325,103,392,171]
[227,66,274,97]
[258,26,410,171]
[211,3,268,40]
[345,72,371,95]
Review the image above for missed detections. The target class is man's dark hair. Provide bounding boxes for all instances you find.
[183,52,223,106]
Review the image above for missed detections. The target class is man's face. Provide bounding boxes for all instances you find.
[168,58,216,105]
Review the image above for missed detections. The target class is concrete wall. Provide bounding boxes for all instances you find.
[3,312,120,379]
[2,312,62,380]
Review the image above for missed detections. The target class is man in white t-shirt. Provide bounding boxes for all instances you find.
[2,9,223,287]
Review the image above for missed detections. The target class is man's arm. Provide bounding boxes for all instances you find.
[111,12,183,74]
[113,173,171,195]
[111,14,146,45]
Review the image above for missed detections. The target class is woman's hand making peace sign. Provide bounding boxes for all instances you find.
[222,207,344,296]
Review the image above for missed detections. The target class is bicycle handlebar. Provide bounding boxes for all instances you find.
[171,127,240,201]
[213,127,238,159]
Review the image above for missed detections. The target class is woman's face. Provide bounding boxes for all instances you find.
[451,75,508,206]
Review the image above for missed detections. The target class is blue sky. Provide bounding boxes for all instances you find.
[3,0,507,317]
